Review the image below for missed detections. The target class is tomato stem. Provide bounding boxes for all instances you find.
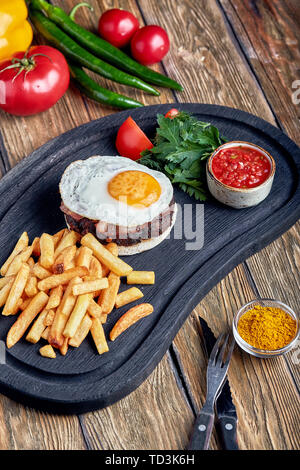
[0,51,53,82]
[69,2,93,21]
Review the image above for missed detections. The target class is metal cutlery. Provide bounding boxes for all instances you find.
[188,332,235,450]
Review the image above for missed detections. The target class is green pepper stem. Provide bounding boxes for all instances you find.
[69,2,93,21]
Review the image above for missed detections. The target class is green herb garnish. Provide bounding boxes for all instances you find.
[139,112,227,201]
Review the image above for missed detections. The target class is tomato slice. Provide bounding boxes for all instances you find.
[115,116,153,160]
[165,108,179,119]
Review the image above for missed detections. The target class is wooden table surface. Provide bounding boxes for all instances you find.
[0,0,299,450]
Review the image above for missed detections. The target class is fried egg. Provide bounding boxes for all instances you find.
[59,155,174,227]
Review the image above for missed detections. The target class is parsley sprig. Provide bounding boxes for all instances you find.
[139,112,227,200]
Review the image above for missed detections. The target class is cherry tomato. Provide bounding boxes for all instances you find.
[130,25,170,65]
[98,9,139,48]
[116,116,153,160]
[0,46,69,116]
[165,108,179,119]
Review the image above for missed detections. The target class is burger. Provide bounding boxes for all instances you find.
[59,155,177,256]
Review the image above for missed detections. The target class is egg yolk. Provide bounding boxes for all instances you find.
[108,171,161,208]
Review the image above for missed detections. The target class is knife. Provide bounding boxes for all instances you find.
[199,317,239,450]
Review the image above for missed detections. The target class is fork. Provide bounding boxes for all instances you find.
[188,333,235,450]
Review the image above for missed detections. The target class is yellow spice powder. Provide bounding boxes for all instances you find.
[237,305,297,350]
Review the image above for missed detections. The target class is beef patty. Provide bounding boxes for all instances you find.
[61,199,176,247]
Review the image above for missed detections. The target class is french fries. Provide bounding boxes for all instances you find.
[37,266,88,291]
[63,293,92,339]
[32,263,52,280]
[90,317,109,354]
[2,263,30,316]
[40,233,55,270]
[54,230,79,259]
[0,231,28,276]
[48,277,82,348]
[26,308,49,344]
[98,272,120,315]
[44,309,55,327]
[89,257,102,278]
[6,246,33,276]
[69,314,92,347]
[81,233,132,276]
[72,278,108,296]
[76,246,93,269]
[6,291,48,347]
[110,303,154,341]
[0,229,155,359]
[52,245,76,274]
[87,299,103,319]
[39,344,56,358]
[115,287,144,309]
[127,271,155,285]
[25,274,38,298]
[46,285,63,310]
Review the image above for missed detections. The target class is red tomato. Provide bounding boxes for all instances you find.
[98,9,139,48]
[130,25,170,65]
[116,116,153,160]
[165,108,179,119]
[0,46,69,116]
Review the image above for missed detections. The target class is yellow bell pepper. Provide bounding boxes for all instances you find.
[0,0,33,61]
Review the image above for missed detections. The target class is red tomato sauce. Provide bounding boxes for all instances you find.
[211,145,271,189]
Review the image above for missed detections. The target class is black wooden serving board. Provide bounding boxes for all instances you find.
[0,103,299,413]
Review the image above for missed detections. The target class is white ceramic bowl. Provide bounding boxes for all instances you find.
[206,141,276,209]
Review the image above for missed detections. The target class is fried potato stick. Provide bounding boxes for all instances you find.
[2,263,30,316]
[110,303,154,341]
[26,308,49,343]
[127,271,155,285]
[63,293,92,339]
[6,291,49,347]
[90,317,109,354]
[98,272,120,315]
[46,285,63,310]
[48,277,82,348]
[52,245,77,274]
[6,246,33,276]
[115,287,144,309]
[81,233,132,277]
[0,276,15,308]
[37,266,88,291]
[40,233,55,270]
[39,344,56,358]
[54,230,79,259]
[1,231,28,276]
[69,314,92,347]
[72,278,109,296]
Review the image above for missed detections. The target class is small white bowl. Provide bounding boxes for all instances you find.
[206,141,276,209]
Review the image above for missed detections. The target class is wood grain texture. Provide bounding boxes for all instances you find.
[81,354,194,450]
[0,396,86,449]
[220,0,300,144]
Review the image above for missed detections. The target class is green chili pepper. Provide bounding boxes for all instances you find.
[69,63,144,109]
[29,0,183,91]
[29,9,160,96]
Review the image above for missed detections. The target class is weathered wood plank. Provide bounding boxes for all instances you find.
[81,354,194,450]
[0,396,86,449]
[139,0,275,122]
[220,0,300,145]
